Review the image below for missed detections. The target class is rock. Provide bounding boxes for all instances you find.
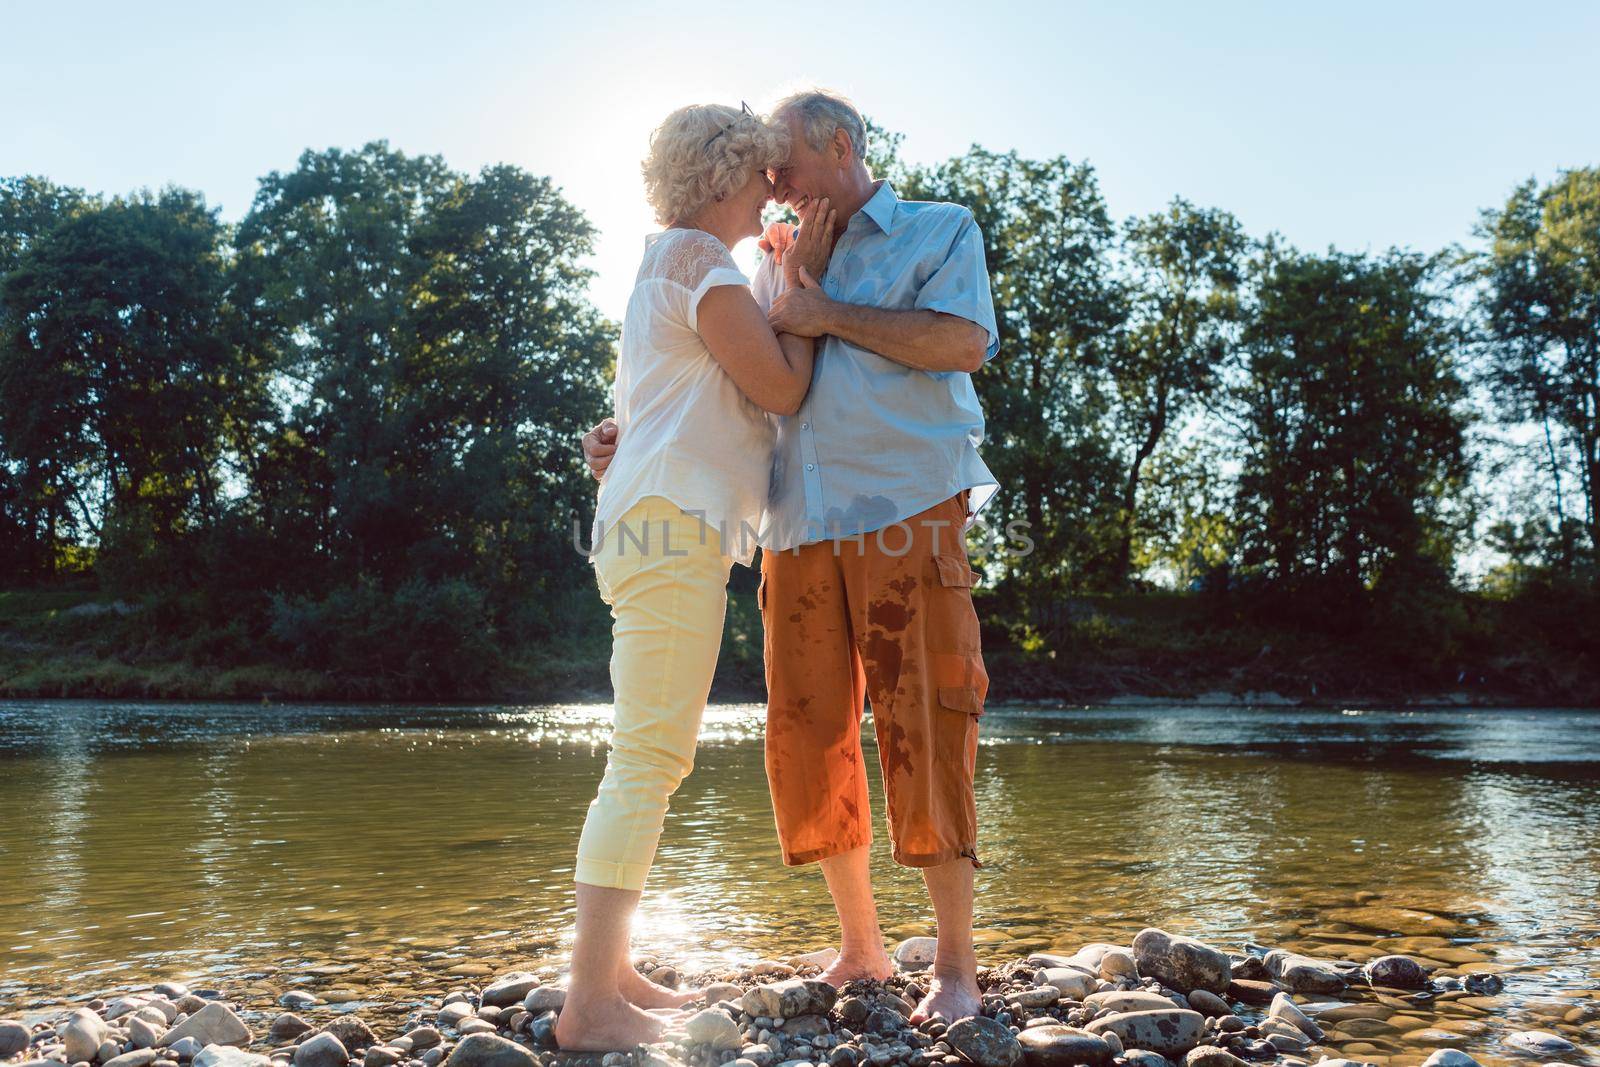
[1184,991,1229,1018]
[1015,1026,1112,1067]
[1313,1060,1377,1067]
[749,961,797,979]
[1362,956,1428,990]
[1502,1032,1576,1055]
[685,1010,742,1051]
[437,1003,476,1029]
[864,1008,906,1036]
[105,1052,162,1067]
[99,1038,123,1062]
[457,1021,494,1037]
[1462,972,1503,996]
[1083,992,1180,1015]
[780,1016,831,1040]
[526,1012,557,1050]
[1036,969,1095,1001]
[1132,931,1231,996]
[519,988,565,1015]
[269,1016,313,1043]
[1,1022,32,1060]
[159,1004,251,1049]
[129,1017,164,1049]
[193,1048,273,1067]
[1267,995,1324,1041]
[168,1037,203,1060]
[1123,1054,1172,1067]
[1263,953,1347,995]
[1098,952,1138,982]
[317,1019,375,1053]
[741,1044,776,1067]
[647,966,678,988]
[945,1017,1023,1067]
[279,993,321,1012]
[293,1034,349,1067]
[1013,987,1061,1010]
[1223,981,1278,1006]
[363,1049,401,1067]
[1084,1010,1204,1058]
[1182,1049,1249,1067]
[479,974,539,1010]
[741,980,837,1020]
[894,938,939,970]
[701,982,743,1006]
[440,1035,539,1067]
[61,1010,110,1063]
[406,1030,441,1052]
[788,948,840,971]
[1420,1052,1483,1067]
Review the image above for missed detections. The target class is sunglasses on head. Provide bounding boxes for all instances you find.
[703,101,755,152]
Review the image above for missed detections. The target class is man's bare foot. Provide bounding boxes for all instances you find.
[817,950,893,987]
[909,971,982,1024]
[617,964,698,1009]
[553,991,670,1051]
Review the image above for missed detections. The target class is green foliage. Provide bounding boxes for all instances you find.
[1230,246,1471,629]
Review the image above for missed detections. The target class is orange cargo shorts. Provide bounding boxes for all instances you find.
[758,490,988,868]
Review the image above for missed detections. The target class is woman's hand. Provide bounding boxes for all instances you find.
[783,197,836,292]
[759,221,796,264]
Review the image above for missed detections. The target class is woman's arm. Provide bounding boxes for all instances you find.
[696,284,815,416]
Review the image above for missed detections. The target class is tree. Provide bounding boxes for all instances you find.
[1231,247,1471,625]
[1475,168,1600,574]
[0,186,250,587]
[1111,200,1246,585]
[231,141,612,656]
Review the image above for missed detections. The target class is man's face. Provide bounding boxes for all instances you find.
[768,112,842,215]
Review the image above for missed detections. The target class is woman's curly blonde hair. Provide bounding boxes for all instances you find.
[642,103,789,226]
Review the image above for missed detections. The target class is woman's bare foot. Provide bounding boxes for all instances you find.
[553,991,670,1051]
[909,971,982,1024]
[817,949,893,987]
[617,964,698,1009]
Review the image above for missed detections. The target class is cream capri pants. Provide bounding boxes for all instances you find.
[575,494,732,891]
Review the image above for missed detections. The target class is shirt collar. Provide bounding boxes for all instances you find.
[856,180,899,235]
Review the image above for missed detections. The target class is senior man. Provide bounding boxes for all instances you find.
[584,88,999,1022]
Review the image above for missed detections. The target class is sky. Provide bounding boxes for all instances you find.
[3,0,1597,320]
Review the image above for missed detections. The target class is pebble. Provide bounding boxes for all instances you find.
[1084,1010,1205,1058]
[1362,957,1428,990]
[1015,1026,1112,1067]
[1035,970,1095,1001]
[1098,952,1138,982]
[1266,995,1323,1042]
[1419,1053,1482,1067]
[0,1022,31,1061]
[270,1015,313,1043]
[742,979,837,1020]
[293,1033,349,1067]
[1263,953,1347,995]
[1183,1048,1250,1067]
[130,1017,165,1049]
[894,938,939,970]
[1185,992,1231,1019]
[61,1009,110,1063]
[1133,930,1232,996]
[1502,1031,1576,1054]
[193,1047,274,1067]
[686,1009,743,1051]
[1083,992,1180,1015]
[169,1038,203,1060]
[519,989,564,1015]
[944,1017,1023,1067]
[105,1051,162,1067]
[279,993,322,1011]
[319,1018,375,1052]
[480,973,540,1009]
[440,1034,538,1067]
[159,1004,251,1049]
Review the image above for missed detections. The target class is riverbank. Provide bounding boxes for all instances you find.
[2,927,1595,1067]
[2,587,1595,706]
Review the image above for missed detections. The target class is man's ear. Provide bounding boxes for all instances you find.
[831,127,853,166]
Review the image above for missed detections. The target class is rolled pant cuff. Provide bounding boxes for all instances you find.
[575,856,651,892]
[890,843,981,869]
[781,834,872,867]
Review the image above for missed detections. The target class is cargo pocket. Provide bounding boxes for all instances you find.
[929,554,982,654]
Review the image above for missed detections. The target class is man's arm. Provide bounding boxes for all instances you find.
[766,291,988,373]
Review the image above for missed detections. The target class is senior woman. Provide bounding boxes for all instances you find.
[555,103,836,1052]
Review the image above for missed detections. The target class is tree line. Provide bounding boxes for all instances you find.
[0,136,1594,693]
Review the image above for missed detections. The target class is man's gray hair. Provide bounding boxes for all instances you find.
[772,89,868,161]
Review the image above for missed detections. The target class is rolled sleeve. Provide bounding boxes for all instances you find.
[913,212,1000,362]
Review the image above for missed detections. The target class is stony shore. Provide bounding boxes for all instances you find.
[3,928,1596,1067]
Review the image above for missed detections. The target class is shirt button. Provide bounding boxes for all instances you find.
[806,463,815,471]
[801,422,810,430]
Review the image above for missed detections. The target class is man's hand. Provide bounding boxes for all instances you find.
[767,268,832,338]
[783,197,836,291]
[582,417,618,481]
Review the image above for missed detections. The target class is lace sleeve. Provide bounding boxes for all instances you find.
[651,229,750,331]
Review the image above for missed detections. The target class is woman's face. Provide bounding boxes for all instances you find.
[730,165,774,239]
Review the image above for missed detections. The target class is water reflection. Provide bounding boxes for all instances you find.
[1,701,1598,1017]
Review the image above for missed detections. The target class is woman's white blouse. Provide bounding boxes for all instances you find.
[592,228,773,567]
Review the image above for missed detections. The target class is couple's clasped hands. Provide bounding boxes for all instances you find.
[763,195,838,339]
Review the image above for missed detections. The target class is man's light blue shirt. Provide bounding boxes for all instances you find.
[751,180,1000,552]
